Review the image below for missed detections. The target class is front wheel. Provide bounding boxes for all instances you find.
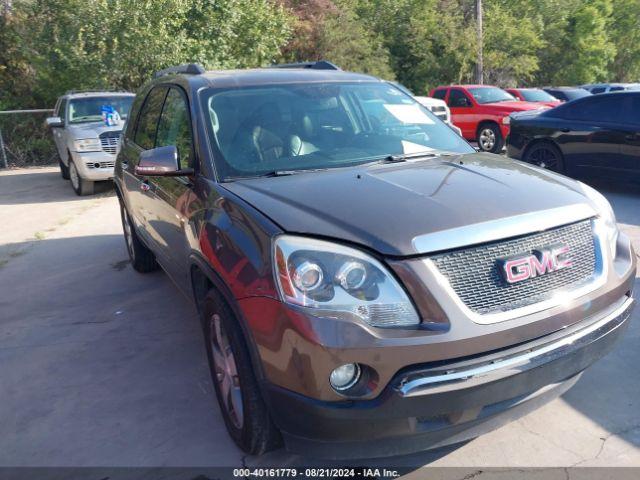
[69,160,94,196]
[59,158,70,180]
[202,289,282,455]
[523,142,564,173]
[477,124,504,153]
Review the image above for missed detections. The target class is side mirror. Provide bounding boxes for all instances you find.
[46,116,64,128]
[135,145,194,177]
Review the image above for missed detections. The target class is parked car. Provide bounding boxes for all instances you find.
[115,62,635,459]
[46,91,135,195]
[430,85,548,153]
[507,91,640,183]
[506,88,562,108]
[414,96,463,136]
[543,87,591,102]
[385,80,462,135]
[581,83,640,94]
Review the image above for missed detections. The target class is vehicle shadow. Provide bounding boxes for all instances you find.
[0,168,114,205]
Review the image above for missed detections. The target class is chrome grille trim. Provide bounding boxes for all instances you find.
[99,131,121,155]
[421,217,608,324]
[431,220,596,315]
[412,203,596,255]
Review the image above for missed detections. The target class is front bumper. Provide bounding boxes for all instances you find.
[70,150,116,181]
[264,295,634,459]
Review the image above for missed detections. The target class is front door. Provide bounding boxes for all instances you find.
[122,86,169,243]
[447,89,475,139]
[52,98,68,161]
[144,86,196,287]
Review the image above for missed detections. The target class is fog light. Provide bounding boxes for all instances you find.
[330,363,361,391]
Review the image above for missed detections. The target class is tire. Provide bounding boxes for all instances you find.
[476,123,504,153]
[523,142,565,173]
[59,158,70,180]
[202,288,282,455]
[69,159,94,196]
[119,201,158,273]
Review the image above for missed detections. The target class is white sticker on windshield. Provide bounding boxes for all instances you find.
[383,104,435,124]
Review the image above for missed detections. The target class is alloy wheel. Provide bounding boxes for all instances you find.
[210,313,244,429]
[479,128,496,151]
[530,146,559,171]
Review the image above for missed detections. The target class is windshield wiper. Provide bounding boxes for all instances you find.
[380,151,440,163]
[222,168,327,182]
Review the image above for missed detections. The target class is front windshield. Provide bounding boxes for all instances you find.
[520,89,557,102]
[68,96,134,124]
[202,82,474,180]
[468,87,516,104]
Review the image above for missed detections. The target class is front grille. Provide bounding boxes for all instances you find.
[99,131,121,155]
[430,220,597,315]
[431,106,447,113]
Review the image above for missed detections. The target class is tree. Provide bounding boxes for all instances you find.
[609,0,640,81]
[550,0,615,84]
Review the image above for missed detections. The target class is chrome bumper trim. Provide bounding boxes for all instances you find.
[397,296,634,397]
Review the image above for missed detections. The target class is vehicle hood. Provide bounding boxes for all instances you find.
[222,153,595,257]
[67,121,125,139]
[484,101,548,112]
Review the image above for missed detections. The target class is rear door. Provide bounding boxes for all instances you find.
[144,86,196,285]
[553,95,627,179]
[120,86,169,242]
[618,94,640,182]
[447,88,475,139]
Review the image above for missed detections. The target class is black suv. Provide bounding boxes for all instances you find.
[115,63,635,458]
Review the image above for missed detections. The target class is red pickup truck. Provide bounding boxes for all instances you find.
[430,85,548,153]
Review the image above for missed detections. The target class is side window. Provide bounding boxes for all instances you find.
[432,89,447,100]
[57,99,67,122]
[619,95,640,125]
[562,97,619,123]
[610,86,624,92]
[448,89,471,107]
[591,87,606,94]
[156,88,194,169]
[134,87,168,150]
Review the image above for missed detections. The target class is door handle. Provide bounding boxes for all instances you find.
[625,134,639,141]
[560,128,571,133]
[140,181,151,192]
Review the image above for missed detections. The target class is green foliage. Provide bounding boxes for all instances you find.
[2,0,640,166]
[0,0,292,108]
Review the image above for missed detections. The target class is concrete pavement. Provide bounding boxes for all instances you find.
[0,167,638,472]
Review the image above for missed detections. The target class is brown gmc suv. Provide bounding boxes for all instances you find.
[114,62,636,458]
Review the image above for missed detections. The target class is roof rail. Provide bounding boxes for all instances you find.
[270,60,341,71]
[65,89,130,95]
[153,63,206,78]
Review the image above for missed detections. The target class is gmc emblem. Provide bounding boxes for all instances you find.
[498,243,573,284]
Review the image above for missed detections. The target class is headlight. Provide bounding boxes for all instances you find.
[579,182,618,258]
[273,235,420,328]
[73,138,101,152]
[502,115,511,125]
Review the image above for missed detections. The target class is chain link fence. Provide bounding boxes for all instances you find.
[0,109,56,169]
